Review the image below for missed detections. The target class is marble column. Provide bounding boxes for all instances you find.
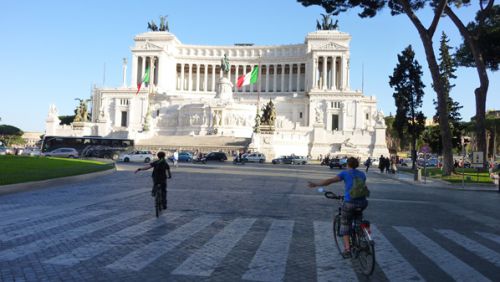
[212,64,216,92]
[188,64,192,91]
[196,64,200,92]
[322,56,327,90]
[203,64,208,92]
[273,64,277,92]
[265,64,269,92]
[288,64,293,92]
[332,57,337,90]
[180,63,185,91]
[296,64,300,91]
[235,65,239,92]
[312,57,317,89]
[249,65,253,93]
[141,56,146,83]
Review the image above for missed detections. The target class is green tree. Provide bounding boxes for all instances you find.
[433,32,463,151]
[296,0,474,176]
[0,125,24,146]
[455,5,500,71]
[389,45,427,170]
[444,1,497,169]
[384,115,403,153]
[422,125,443,154]
[59,115,75,125]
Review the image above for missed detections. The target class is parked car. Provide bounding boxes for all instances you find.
[291,155,308,165]
[329,157,347,169]
[272,155,294,164]
[119,150,155,163]
[21,148,42,156]
[169,151,193,162]
[0,146,6,155]
[43,148,79,158]
[204,152,227,162]
[243,152,266,163]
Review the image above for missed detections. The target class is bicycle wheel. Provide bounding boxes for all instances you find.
[332,215,343,255]
[357,227,375,275]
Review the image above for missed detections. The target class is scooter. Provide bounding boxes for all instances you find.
[233,157,246,165]
[192,156,206,164]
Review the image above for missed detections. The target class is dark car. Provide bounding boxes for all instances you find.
[205,152,227,162]
[329,158,344,169]
[272,155,294,164]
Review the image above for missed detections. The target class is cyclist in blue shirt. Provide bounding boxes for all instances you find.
[308,157,368,258]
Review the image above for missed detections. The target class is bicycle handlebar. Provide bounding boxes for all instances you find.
[324,191,344,200]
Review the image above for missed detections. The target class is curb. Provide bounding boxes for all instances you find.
[375,171,498,192]
[0,166,117,196]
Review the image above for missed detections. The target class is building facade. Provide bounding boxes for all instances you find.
[46,29,388,159]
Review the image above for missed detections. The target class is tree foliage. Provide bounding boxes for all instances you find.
[433,32,463,150]
[297,0,456,175]
[0,124,24,146]
[455,5,500,71]
[59,115,75,125]
[389,45,426,169]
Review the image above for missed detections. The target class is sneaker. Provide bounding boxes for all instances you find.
[342,249,351,259]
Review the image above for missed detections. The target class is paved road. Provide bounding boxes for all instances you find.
[0,162,499,281]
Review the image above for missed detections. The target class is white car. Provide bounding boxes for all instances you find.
[119,150,154,163]
[22,148,42,156]
[43,148,79,158]
[243,152,266,163]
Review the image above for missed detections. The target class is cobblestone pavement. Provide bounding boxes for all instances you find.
[0,162,499,281]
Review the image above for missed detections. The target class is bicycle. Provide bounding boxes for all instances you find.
[320,188,376,276]
[153,184,164,218]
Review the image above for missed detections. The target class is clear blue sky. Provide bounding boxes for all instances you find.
[1,0,498,132]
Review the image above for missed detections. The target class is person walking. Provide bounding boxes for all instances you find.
[364,157,372,172]
[173,150,179,168]
[135,151,172,210]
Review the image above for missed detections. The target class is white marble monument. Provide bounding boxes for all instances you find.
[46,28,389,159]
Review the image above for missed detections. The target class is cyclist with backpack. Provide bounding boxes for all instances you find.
[308,157,369,258]
[135,151,172,209]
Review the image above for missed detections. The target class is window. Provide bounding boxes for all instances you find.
[120,99,129,106]
[332,114,339,131]
[299,112,303,119]
[366,113,369,120]
[121,111,128,127]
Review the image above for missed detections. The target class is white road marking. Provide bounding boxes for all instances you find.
[172,218,256,277]
[394,226,491,282]
[370,225,425,281]
[313,221,358,282]
[436,229,500,267]
[106,215,219,271]
[44,212,183,265]
[0,210,145,261]
[242,220,294,282]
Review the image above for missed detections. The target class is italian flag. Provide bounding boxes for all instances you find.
[136,67,150,95]
[237,66,258,88]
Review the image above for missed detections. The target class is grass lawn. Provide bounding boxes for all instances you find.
[422,167,495,184]
[0,155,114,186]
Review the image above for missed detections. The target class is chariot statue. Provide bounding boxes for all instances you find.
[316,13,339,30]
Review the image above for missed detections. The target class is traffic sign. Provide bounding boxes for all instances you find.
[420,144,431,154]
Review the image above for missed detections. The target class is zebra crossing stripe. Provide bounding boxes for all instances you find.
[313,221,358,282]
[242,220,294,282]
[370,225,424,281]
[172,218,257,277]
[0,188,148,228]
[0,206,51,221]
[476,231,500,246]
[0,210,146,261]
[441,204,500,230]
[394,226,491,282]
[0,210,110,241]
[106,214,219,271]
[44,212,184,266]
[436,229,500,267]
